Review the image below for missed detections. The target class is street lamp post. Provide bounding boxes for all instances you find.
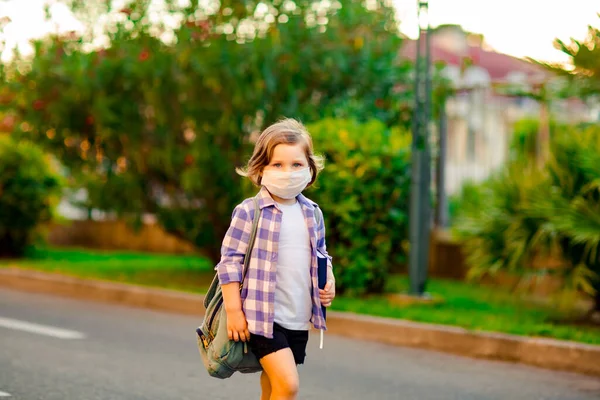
[435,95,449,229]
[408,0,432,296]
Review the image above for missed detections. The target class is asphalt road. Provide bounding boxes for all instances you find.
[1,288,599,400]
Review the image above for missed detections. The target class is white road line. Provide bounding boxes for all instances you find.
[0,390,11,397]
[0,317,86,339]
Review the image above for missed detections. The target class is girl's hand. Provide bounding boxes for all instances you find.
[226,309,250,342]
[319,280,336,307]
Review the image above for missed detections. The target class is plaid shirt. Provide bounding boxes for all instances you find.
[216,186,332,339]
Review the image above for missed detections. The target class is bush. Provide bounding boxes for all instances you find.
[0,136,62,257]
[509,118,543,161]
[453,124,600,312]
[535,126,600,310]
[305,119,412,295]
[508,118,592,162]
[2,1,409,261]
[452,163,547,279]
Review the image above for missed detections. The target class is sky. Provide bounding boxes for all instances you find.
[0,0,599,64]
[394,0,600,64]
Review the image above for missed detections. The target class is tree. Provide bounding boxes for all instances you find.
[2,0,410,261]
[544,14,600,98]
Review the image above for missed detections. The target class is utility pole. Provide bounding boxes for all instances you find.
[408,1,432,296]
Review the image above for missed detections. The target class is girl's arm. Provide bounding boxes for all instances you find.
[221,283,250,342]
[217,204,251,285]
[216,204,252,341]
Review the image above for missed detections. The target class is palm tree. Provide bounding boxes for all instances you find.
[532,127,600,314]
[454,125,600,316]
[551,15,600,99]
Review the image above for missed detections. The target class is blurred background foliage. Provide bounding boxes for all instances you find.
[453,123,600,313]
[0,0,412,275]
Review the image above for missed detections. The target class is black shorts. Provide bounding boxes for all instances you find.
[249,323,309,365]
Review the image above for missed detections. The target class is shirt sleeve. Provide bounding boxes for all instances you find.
[316,207,333,270]
[216,203,252,285]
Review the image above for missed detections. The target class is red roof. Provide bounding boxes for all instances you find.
[401,35,547,82]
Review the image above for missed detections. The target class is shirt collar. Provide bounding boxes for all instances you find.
[256,186,276,209]
[297,193,316,210]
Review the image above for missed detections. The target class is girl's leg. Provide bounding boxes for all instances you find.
[260,370,272,400]
[259,348,299,400]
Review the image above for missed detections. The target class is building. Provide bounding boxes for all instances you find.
[401,25,597,194]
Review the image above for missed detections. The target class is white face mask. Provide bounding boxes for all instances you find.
[261,168,311,199]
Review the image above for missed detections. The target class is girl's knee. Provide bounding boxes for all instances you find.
[260,349,300,398]
[272,377,299,398]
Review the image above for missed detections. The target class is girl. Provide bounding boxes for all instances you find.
[217,118,335,400]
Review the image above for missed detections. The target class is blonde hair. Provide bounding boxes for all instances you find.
[237,118,324,186]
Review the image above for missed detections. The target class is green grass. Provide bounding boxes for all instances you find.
[1,246,214,292]
[2,247,599,345]
[333,276,600,345]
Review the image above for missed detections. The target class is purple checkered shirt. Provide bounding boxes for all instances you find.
[216,186,333,339]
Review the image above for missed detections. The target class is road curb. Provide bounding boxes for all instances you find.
[1,267,599,377]
[0,268,203,315]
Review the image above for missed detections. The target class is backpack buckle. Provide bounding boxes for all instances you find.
[197,328,212,349]
[200,334,210,349]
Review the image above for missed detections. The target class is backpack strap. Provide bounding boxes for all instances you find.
[203,196,261,308]
[240,196,261,288]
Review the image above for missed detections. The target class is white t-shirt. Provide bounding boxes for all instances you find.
[273,201,313,331]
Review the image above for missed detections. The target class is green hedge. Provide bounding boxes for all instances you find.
[306,119,412,295]
[0,136,62,257]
